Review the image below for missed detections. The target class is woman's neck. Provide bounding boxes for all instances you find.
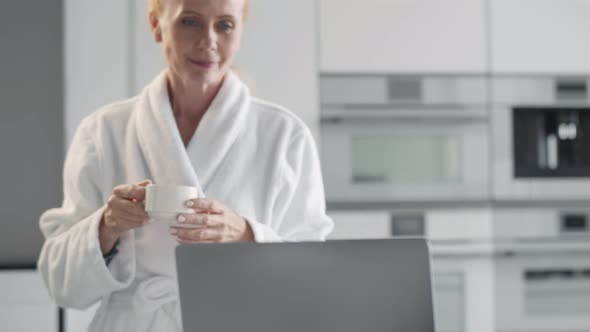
[166,71,224,125]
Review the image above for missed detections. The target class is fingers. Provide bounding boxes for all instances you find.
[171,227,222,243]
[107,196,149,219]
[135,179,152,187]
[175,212,221,227]
[185,198,224,214]
[176,238,216,244]
[105,188,151,233]
[112,180,152,201]
[103,208,147,234]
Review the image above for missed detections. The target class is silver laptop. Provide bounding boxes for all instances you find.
[176,239,435,332]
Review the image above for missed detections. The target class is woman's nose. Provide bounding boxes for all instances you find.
[198,28,217,50]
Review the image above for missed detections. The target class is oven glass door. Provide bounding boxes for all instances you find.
[321,118,489,202]
[352,135,462,184]
[495,252,590,332]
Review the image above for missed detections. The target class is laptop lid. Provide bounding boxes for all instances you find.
[175,238,435,332]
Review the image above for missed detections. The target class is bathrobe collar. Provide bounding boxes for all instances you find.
[136,69,250,195]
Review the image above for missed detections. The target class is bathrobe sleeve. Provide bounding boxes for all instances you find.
[37,118,135,309]
[248,128,334,242]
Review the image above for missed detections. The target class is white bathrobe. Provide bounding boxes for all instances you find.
[37,70,334,331]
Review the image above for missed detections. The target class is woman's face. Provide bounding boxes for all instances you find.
[151,0,246,85]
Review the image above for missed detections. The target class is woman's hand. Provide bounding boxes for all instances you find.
[99,180,152,254]
[170,198,255,243]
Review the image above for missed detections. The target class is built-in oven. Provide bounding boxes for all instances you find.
[495,249,590,332]
[491,76,590,200]
[326,208,497,332]
[493,208,590,332]
[320,75,490,203]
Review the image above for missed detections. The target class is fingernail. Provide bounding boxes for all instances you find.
[177,215,186,223]
[186,200,194,207]
[169,228,178,235]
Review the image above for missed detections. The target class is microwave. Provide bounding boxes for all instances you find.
[319,74,490,204]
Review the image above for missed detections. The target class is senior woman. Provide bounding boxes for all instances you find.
[37,0,334,330]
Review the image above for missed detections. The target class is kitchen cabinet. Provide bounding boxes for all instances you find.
[430,254,495,332]
[328,208,495,241]
[490,0,590,74]
[327,210,495,332]
[319,0,488,73]
[495,250,590,332]
[0,270,58,332]
[65,0,131,145]
[131,0,167,96]
[327,210,391,239]
[426,209,494,240]
[235,0,320,141]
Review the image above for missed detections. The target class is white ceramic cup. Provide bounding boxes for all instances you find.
[145,184,198,223]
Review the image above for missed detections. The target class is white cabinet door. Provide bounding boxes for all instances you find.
[235,0,320,141]
[0,271,58,332]
[131,0,167,96]
[431,256,495,332]
[64,0,131,145]
[491,0,590,74]
[319,0,487,73]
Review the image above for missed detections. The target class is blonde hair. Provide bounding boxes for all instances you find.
[149,0,250,20]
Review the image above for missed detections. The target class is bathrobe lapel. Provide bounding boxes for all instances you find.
[134,70,249,197]
[185,72,250,193]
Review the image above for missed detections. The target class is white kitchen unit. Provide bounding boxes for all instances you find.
[327,209,496,332]
[490,0,590,74]
[320,75,490,203]
[319,0,488,73]
[235,0,320,141]
[0,270,58,332]
[64,0,131,145]
[492,209,590,332]
[495,248,590,332]
[489,76,590,201]
[327,210,392,240]
[426,209,494,241]
[130,0,167,96]
[430,252,495,332]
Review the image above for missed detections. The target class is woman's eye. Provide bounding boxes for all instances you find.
[217,21,235,32]
[181,17,198,26]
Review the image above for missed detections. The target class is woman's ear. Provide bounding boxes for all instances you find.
[149,12,163,43]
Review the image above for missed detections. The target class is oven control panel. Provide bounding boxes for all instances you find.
[561,213,589,234]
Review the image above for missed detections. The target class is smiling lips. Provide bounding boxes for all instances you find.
[188,58,217,69]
